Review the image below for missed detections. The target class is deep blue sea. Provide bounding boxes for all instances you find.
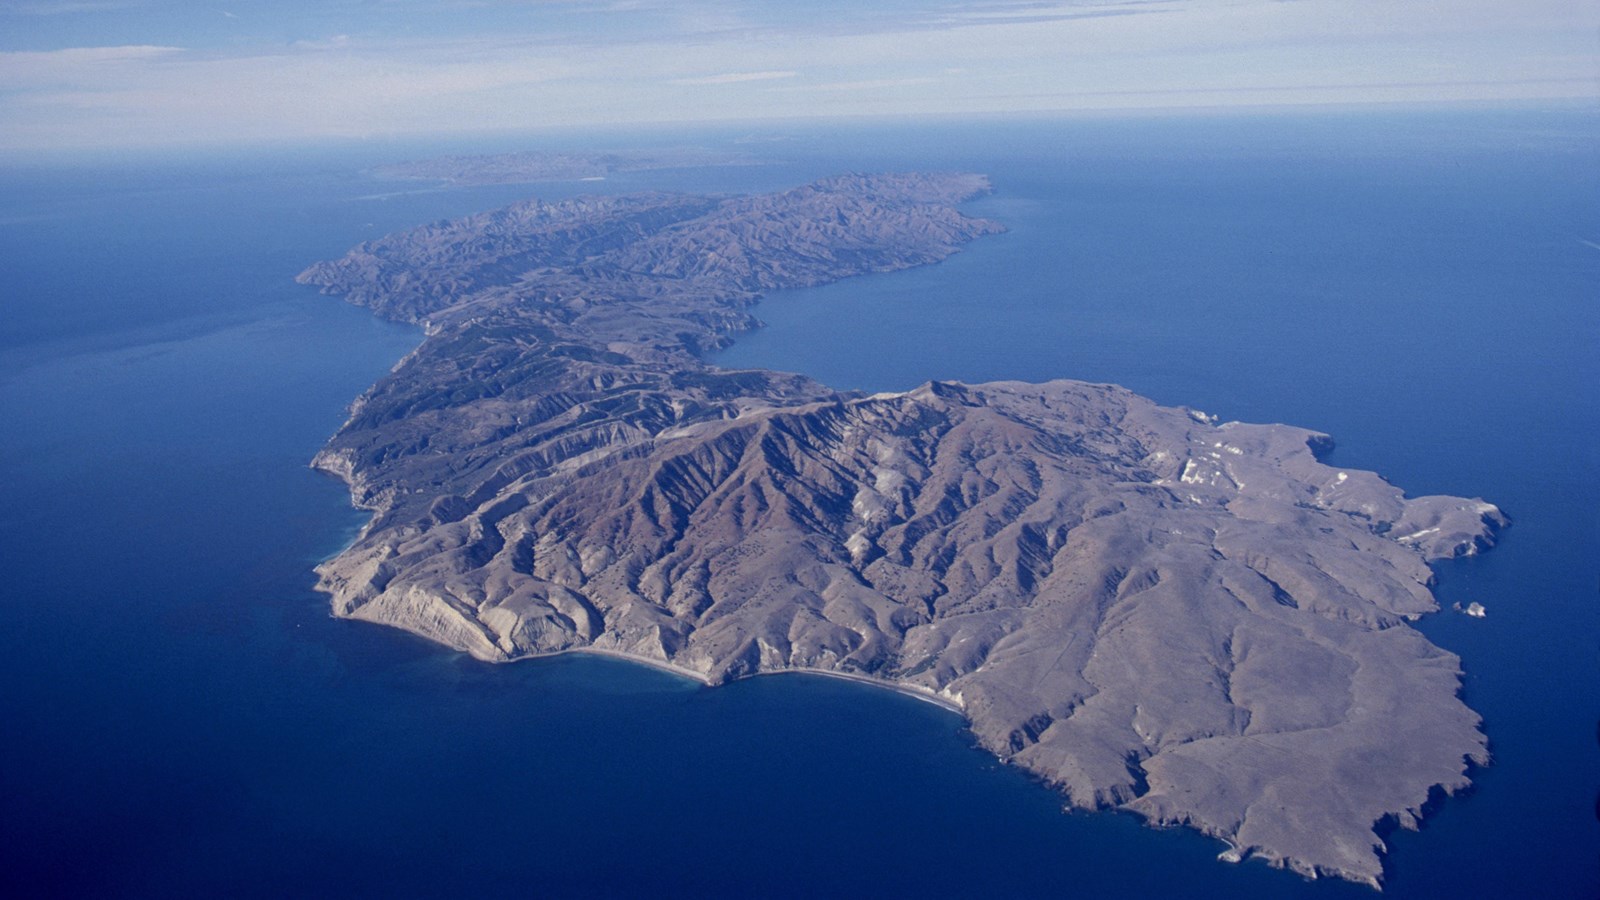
[1,106,1595,898]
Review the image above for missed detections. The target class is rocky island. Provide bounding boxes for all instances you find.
[369,147,757,185]
[300,171,1505,888]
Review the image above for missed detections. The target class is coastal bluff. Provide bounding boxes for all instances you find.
[300,171,1504,887]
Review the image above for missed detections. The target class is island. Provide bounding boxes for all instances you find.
[299,171,1505,888]
[369,147,759,185]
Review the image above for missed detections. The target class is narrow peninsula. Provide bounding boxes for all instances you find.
[300,171,1505,888]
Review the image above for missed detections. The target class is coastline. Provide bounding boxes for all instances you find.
[456,640,969,715]
[538,646,713,685]
[748,666,966,715]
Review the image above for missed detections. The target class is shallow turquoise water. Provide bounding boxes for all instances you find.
[1,106,1594,897]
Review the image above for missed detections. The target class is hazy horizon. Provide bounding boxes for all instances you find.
[2,0,1595,156]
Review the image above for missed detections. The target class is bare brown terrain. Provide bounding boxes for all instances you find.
[300,171,1504,887]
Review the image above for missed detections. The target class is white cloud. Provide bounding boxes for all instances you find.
[671,70,797,85]
[0,44,183,64]
[0,44,184,89]
[922,0,1177,27]
[3,1,146,14]
[790,77,939,92]
[290,35,352,52]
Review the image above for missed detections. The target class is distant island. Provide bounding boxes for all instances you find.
[369,147,760,185]
[299,170,1504,888]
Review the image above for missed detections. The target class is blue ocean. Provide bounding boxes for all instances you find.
[1,106,1595,897]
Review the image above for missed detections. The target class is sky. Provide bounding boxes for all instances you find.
[0,0,1596,153]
